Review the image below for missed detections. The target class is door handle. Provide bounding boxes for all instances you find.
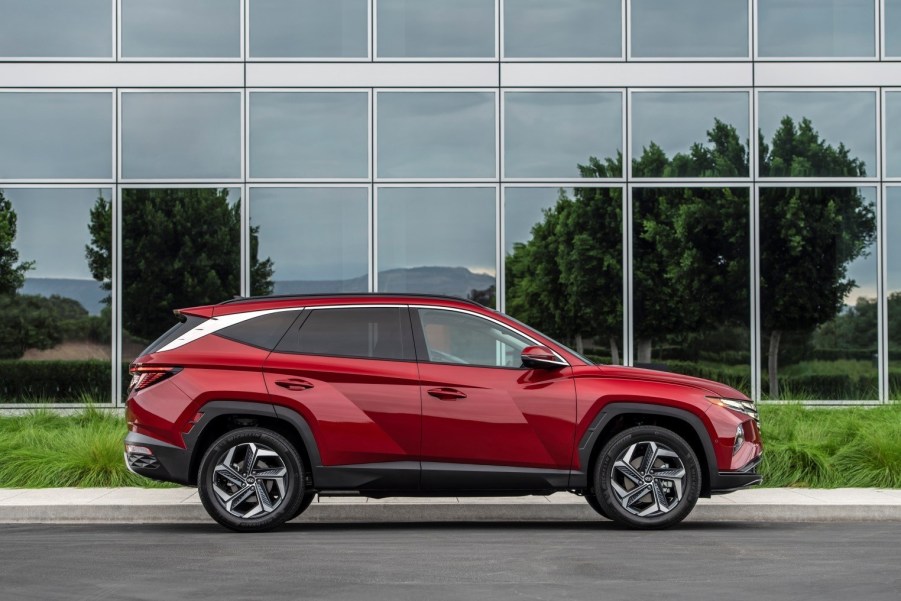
[427,387,467,400]
[275,378,314,391]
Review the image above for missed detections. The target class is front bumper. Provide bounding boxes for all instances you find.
[709,455,763,494]
[124,431,192,485]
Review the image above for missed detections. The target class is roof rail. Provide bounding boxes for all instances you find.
[217,292,483,307]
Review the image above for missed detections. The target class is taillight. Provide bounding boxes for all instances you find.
[128,365,181,393]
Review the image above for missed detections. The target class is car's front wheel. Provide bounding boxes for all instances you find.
[593,425,701,529]
[198,427,305,532]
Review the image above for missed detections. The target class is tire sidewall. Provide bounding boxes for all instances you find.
[198,427,305,533]
[594,426,701,529]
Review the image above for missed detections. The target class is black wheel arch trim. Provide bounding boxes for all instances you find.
[183,400,324,486]
[574,402,720,495]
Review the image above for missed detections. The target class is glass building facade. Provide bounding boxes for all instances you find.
[0,0,898,406]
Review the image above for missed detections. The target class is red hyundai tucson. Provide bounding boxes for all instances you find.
[124,293,762,532]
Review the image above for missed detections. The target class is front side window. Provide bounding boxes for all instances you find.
[417,308,532,368]
[283,307,415,361]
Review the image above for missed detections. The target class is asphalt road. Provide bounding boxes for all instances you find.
[0,521,898,601]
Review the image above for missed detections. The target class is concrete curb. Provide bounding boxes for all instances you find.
[2,501,901,524]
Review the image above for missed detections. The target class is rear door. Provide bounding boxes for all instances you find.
[262,306,421,491]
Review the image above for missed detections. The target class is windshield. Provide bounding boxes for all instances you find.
[494,311,595,366]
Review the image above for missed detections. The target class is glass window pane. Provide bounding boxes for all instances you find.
[632,188,750,394]
[888,188,901,399]
[888,0,901,56]
[250,0,368,58]
[504,92,622,179]
[122,0,240,58]
[377,187,496,304]
[377,92,496,179]
[0,0,111,58]
[288,308,415,360]
[122,188,242,363]
[250,187,368,294]
[504,0,621,58]
[1,188,112,403]
[758,92,876,178]
[122,93,241,180]
[758,0,875,58]
[760,187,878,401]
[504,187,623,364]
[250,92,368,179]
[631,92,749,178]
[377,0,495,58]
[418,308,530,368]
[0,93,112,180]
[631,0,748,58]
[887,92,901,178]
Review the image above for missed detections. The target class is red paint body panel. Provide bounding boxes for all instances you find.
[419,363,577,469]
[262,353,422,466]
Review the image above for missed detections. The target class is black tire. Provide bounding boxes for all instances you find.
[289,493,316,521]
[198,427,305,533]
[593,425,701,529]
[585,492,610,519]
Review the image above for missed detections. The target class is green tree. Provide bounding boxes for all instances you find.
[506,155,623,358]
[0,189,33,295]
[86,189,274,341]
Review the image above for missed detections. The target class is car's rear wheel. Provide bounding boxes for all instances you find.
[593,425,701,529]
[198,427,304,532]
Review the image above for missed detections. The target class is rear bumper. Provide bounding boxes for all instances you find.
[709,455,763,494]
[124,431,192,486]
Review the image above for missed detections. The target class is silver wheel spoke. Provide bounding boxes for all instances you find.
[211,441,289,520]
[609,439,686,518]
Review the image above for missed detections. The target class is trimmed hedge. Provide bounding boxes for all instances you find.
[0,360,111,403]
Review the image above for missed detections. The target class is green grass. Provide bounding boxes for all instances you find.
[0,404,899,489]
[0,406,174,488]
[759,403,901,488]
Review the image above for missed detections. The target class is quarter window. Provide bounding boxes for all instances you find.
[417,309,532,368]
[281,307,415,361]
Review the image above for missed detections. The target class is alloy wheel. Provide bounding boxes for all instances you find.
[212,442,287,519]
[610,441,686,517]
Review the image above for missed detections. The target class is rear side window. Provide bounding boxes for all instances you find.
[216,310,303,350]
[139,315,206,356]
[277,307,414,361]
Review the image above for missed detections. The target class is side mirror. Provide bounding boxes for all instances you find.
[521,345,568,370]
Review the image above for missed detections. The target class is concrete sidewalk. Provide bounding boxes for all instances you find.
[1,487,901,523]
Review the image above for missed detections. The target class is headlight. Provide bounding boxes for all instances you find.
[707,396,759,423]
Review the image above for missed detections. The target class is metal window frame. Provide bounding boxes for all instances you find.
[374,88,500,182]
[753,0,880,61]
[0,0,116,62]
[117,88,245,184]
[756,182,883,405]
[117,0,246,62]
[0,89,116,184]
[755,87,882,182]
[373,0,499,62]
[500,88,626,182]
[0,184,117,409]
[627,0,753,62]
[373,183,500,296]
[627,88,754,183]
[499,0,626,61]
[245,183,372,295]
[245,0,372,62]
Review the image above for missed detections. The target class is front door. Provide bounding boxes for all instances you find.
[413,307,577,492]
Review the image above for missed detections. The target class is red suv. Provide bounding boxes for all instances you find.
[125,294,762,531]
